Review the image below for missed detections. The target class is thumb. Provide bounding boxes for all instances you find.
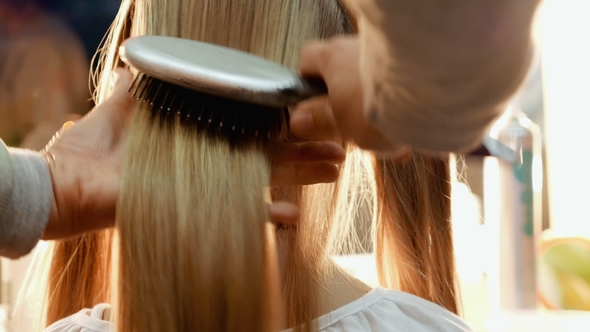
[109,68,134,103]
[78,68,134,135]
[97,68,135,123]
[299,40,330,77]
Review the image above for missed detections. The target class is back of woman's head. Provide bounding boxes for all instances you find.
[44,0,354,331]
[41,1,459,331]
[109,1,353,331]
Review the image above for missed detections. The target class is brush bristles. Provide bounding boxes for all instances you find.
[128,73,287,144]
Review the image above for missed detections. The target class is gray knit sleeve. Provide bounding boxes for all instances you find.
[0,140,52,259]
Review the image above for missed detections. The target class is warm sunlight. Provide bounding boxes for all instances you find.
[541,0,590,235]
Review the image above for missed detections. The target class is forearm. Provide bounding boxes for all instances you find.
[0,141,51,259]
[353,0,541,153]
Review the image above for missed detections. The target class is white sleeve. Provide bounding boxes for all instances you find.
[43,304,112,332]
[350,0,541,153]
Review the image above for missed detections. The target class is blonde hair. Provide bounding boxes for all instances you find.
[374,154,457,313]
[40,0,459,330]
[112,107,281,331]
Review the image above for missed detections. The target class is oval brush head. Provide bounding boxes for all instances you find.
[119,35,327,108]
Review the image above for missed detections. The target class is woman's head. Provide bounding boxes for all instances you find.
[41,1,458,331]
[37,1,355,331]
[94,0,353,104]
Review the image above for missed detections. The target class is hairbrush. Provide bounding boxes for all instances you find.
[119,35,327,141]
[119,35,511,157]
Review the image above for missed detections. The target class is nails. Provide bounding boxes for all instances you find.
[61,121,75,131]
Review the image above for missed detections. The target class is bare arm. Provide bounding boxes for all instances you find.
[355,0,541,152]
[292,0,541,154]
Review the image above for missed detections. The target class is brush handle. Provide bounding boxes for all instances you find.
[279,77,328,106]
[302,77,328,97]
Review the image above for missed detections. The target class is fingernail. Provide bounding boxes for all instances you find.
[61,121,75,131]
[290,112,315,135]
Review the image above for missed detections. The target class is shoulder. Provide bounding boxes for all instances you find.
[305,288,473,332]
[43,304,112,332]
[41,289,473,332]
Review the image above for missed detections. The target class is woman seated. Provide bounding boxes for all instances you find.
[33,0,471,331]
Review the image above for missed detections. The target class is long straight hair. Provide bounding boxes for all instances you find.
[41,0,459,330]
[42,0,352,330]
[112,107,280,331]
[374,154,457,313]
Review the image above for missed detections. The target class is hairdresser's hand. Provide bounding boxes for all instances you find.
[268,202,300,226]
[39,68,333,238]
[270,141,345,186]
[41,68,135,240]
[290,36,409,158]
[268,139,347,225]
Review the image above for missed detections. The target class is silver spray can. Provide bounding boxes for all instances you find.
[486,107,542,310]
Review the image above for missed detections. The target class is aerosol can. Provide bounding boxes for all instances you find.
[485,107,543,310]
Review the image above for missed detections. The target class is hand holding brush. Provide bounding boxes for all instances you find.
[41,68,344,240]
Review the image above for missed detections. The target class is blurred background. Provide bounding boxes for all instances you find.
[0,1,118,330]
[0,0,119,149]
[1,0,590,331]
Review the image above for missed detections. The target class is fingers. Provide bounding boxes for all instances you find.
[85,68,134,127]
[299,36,357,77]
[268,202,300,225]
[290,96,340,141]
[295,37,364,145]
[272,141,345,164]
[299,40,330,77]
[270,135,344,187]
[70,68,135,150]
[270,140,344,186]
[111,68,133,96]
[106,68,135,121]
[270,161,339,186]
